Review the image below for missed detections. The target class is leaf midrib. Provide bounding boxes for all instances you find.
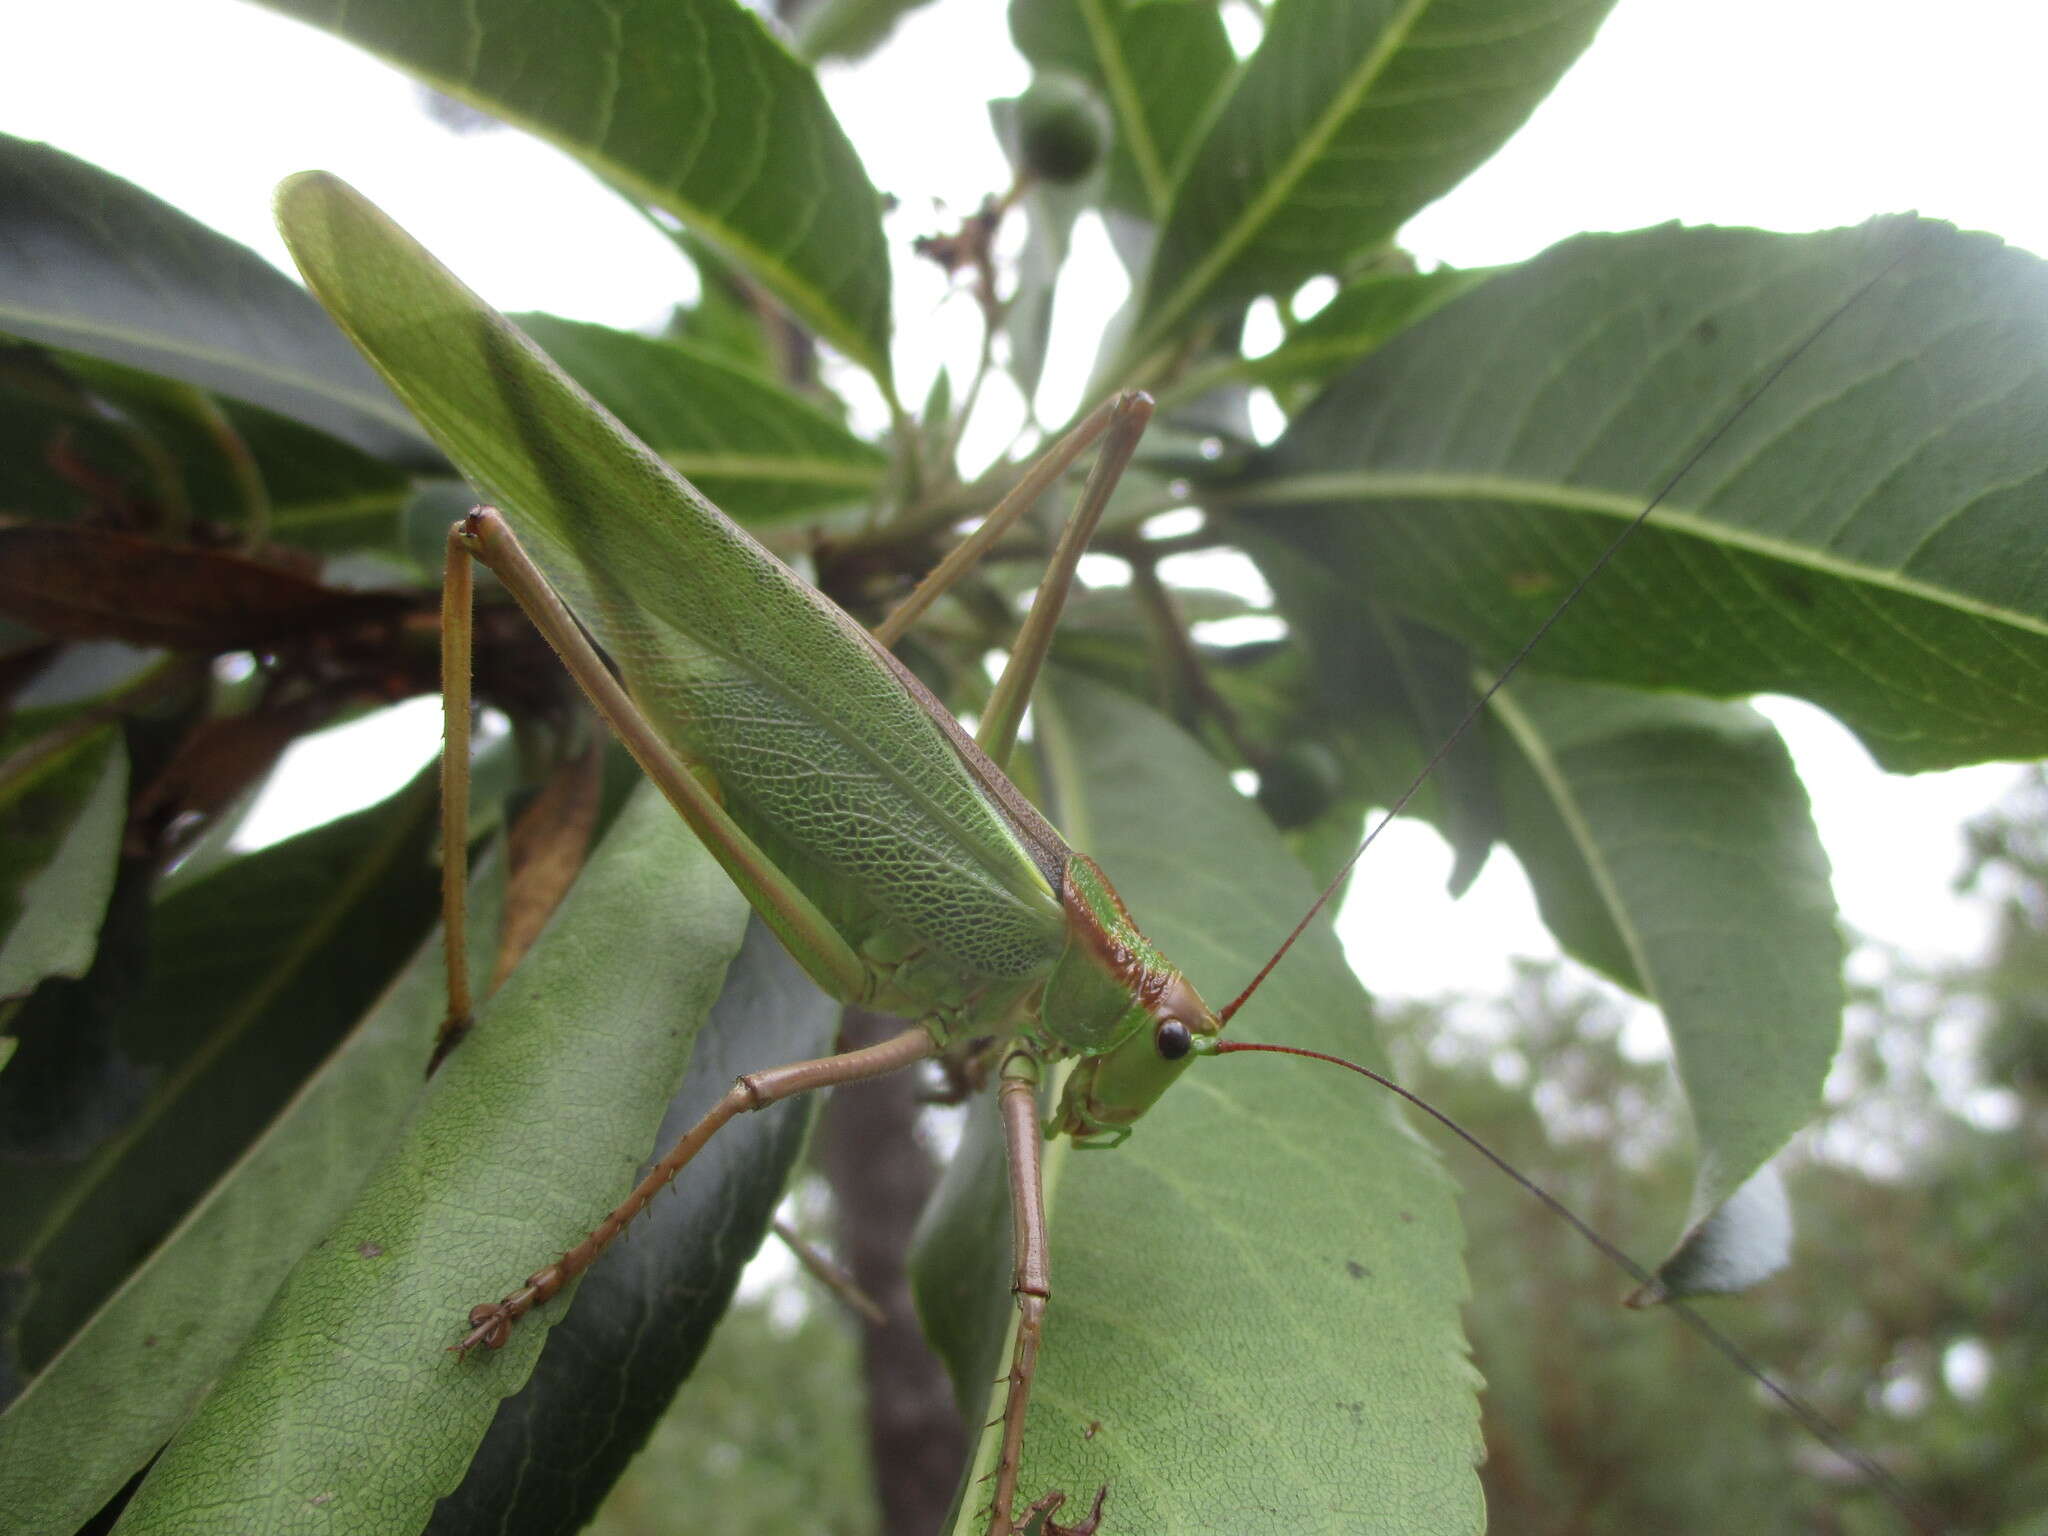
[18,785,431,1267]
[1240,469,2048,640]
[1081,0,1168,216]
[658,451,883,486]
[410,75,890,388]
[0,305,424,438]
[1133,0,1433,353]
[1487,687,1652,998]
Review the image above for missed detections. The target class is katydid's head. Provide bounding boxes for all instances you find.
[1042,856,1220,1146]
[1048,967,1219,1146]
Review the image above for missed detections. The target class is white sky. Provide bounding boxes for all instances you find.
[6,0,2040,1002]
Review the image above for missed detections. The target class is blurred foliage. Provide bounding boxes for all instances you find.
[1378,767,2048,1535]
[587,1286,880,1536]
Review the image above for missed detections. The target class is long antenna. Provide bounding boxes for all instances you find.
[1209,1040,1942,1533]
[1217,244,1912,1026]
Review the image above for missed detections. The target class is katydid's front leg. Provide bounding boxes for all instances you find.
[986,1051,1108,1536]
[987,1050,1052,1536]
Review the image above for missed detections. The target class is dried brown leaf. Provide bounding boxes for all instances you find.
[0,525,401,651]
[489,738,603,989]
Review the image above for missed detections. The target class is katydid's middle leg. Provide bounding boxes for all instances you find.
[457,1024,936,1353]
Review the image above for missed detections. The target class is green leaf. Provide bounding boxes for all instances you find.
[1489,676,1841,1277]
[1010,0,1237,219]
[514,314,887,523]
[1127,0,1616,364]
[662,232,781,375]
[0,344,166,524]
[0,719,126,1002]
[0,343,410,557]
[1244,218,2048,772]
[37,349,416,553]
[1168,265,1497,407]
[425,916,838,1535]
[792,0,939,62]
[221,401,416,554]
[0,775,441,1374]
[919,362,954,445]
[0,849,505,1536]
[253,0,896,389]
[0,134,425,460]
[112,784,751,1536]
[917,672,1481,1535]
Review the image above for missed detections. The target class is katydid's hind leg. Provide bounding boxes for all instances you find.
[430,519,481,1072]
[875,391,1146,652]
[986,1050,1109,1536]
[976,392,1152,768]
[456,1025,936,1354]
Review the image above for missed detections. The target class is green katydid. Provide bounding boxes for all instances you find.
[434,380,1217,1536]
[272,173,1944,1535]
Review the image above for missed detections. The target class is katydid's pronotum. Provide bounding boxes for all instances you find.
[260,174,2007,1535]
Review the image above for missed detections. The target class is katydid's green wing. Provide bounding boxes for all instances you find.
[275,173,1067,990]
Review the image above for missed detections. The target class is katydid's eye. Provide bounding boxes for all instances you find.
[1155,1019,1192,1060]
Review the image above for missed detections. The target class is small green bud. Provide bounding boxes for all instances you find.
[1014,73,1110,185]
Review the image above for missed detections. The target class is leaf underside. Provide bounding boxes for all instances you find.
[1249,218,2048,774]
[250,0,896,387]
[0,134,424,460]
[919,672,1483,1536]
[110,786,752,1536]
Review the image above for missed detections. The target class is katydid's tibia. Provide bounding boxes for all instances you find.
[275,174,1935,1534]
